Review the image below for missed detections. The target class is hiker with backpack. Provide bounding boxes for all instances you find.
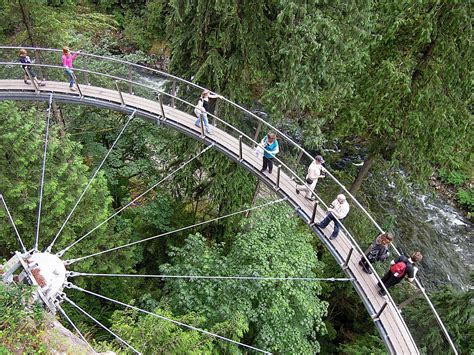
[377,251,423,296]
[194,89,221,134]
[359,232,393,274]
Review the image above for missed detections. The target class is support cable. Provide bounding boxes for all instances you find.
[63,295,140,354]
[57,143,215,257]
[0,194,27,253]
[34,94,53,252]
[46,110,137,253]
[56,303,96,354]
[68,272,353,283]
[66,283,271,354]
[66,198,286,265]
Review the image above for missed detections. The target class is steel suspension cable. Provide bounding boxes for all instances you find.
[56,303,96,354]
[34,94,53,252]
[46,110,137,253]
[65,198,286,265]
[68,272,353,282]
[66,283,272,354]
[63,295,140,354]
[0,194,27,253]
[57,143,215,257]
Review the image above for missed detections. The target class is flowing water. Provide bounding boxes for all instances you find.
[364,170,473,291]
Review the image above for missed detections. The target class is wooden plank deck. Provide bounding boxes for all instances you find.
[0,79,419,354]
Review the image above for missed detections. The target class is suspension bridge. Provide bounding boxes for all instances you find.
[0,47,457,354]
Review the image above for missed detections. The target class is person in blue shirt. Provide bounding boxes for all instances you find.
[259,132,279,174]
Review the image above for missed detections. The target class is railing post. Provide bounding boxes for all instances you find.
[310,201,319,225]
[158,94,166,120]
[128,65,133,94]
[115,81,125,106]
[373,302,388,321]
[24,68,39,93]
[238,135,243,161]
[275,165,281,189]
[171,80,176,108]
[253,122,262,143]
[343,247,353,269]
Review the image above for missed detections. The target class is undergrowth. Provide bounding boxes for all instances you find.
[0,282,47,353]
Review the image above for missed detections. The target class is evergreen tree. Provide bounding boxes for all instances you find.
[335,1,472,192]
[161,204,328,353]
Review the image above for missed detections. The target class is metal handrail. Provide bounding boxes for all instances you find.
[0,48,458,353]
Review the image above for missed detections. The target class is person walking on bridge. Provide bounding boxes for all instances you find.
[18,48,45,87]
[377,251,423,296]
[194,89,220,134]
[296,155,325,201]
[316,194,350,240]
[62,47,81,91]
[259,132,279,174]
[359,232,393,274]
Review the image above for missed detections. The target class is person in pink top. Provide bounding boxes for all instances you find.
[62,47,81,91]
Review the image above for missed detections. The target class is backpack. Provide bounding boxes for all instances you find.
[390,261,407,278]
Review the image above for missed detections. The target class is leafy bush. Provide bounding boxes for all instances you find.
[456,188,474,212]
[438,169,468,187]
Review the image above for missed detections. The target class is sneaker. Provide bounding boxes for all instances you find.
[70,86,76,91]
[305,196,315,201]
[329,235,337,240]
[39,81,46,87]
[206,130,213,135]
[268,170,272,174]
[378,289,386,296]
[24,80,31,85]
[296,188,300,194]
[260,169,266,173]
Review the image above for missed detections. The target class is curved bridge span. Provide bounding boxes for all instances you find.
[0,47,458,354]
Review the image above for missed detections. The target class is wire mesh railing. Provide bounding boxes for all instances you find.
[0,46,458,354]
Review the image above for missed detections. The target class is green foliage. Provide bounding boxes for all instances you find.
[161,203,328,353]
[438,169,468,187]
[403,286,473,354]
[109,307,217,354]
[338,334,387,355]
[336,1,472,181]
[0,283,47,353]
[456,188,474,213]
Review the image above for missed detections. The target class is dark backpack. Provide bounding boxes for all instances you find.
[390,261,407,278]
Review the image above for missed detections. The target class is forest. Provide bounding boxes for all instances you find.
[0,1,472,354]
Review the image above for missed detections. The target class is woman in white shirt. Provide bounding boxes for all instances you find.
[296,155,325,200]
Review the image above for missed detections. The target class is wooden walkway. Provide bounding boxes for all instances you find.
[0,79,418,354]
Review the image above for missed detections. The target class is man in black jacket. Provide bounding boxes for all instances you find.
[377,251,423,296]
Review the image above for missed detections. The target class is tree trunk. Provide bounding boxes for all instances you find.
[245,181,261,217]
[18,0,45,79]
[349,152,377,194]
[52,101,65,138]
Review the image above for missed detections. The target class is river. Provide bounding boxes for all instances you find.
[364,169,473,291]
